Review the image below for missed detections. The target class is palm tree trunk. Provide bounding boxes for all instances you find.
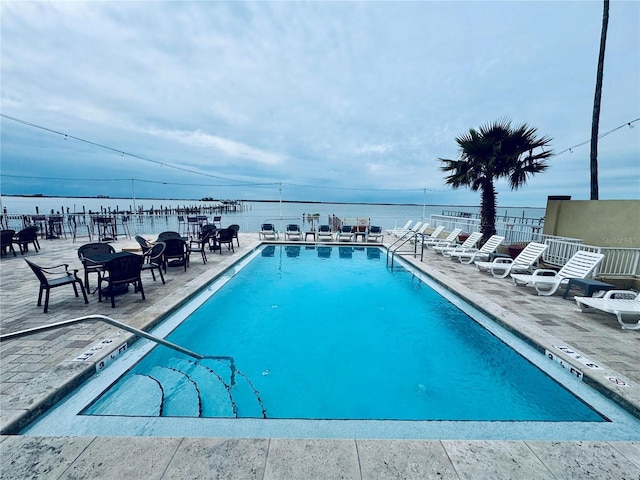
[590,0,609,200]
[479,181,497,241]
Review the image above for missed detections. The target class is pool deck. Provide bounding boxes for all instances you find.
[1,233,639,479]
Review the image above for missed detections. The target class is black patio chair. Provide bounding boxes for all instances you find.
[77,242,116,293]
[157,231,182,241]
[30,215,48,240]
[177,215,187,236]
[142,242,165,284]
[47,215,67,239]
[187,226,214,264]
[228,224,240,246]
[98,254,145,308]
[200,224,218,251]
[163,237,189,271]
[14,226,40,253]
[1,229,17,257]
[118,215,131,239]
[216,228,235,254]
[186,217,200,237]
[93,215,116,242]
[134,235,153,254]
[24,259,89,313]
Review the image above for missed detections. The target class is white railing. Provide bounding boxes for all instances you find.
[542,239,601,267]
[429,214,552,244]
[428,214,480,236]
[542,239,640,277]
[598,247,640,277]
[427,215,640,278]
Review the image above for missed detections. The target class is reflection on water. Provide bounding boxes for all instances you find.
[285,246,301,258]
[367,248,381,260]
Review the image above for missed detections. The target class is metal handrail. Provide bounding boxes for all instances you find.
[0,314,236,376]
[386,231,423,268]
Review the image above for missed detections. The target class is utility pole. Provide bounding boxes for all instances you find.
[590,0,609,200]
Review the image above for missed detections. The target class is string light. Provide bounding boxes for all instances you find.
[554,117,640,156]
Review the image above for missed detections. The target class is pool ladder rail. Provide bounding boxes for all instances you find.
[386,230,425,268]
[0,314,268,420]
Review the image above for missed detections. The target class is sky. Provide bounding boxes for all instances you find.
[1,1,639,208]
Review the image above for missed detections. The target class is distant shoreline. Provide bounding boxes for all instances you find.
[0,194,545,210]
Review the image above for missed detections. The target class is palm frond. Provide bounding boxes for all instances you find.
[438,118,553,230]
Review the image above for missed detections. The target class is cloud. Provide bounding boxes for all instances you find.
[1,1,638,205]
[148,128,285,166]
[356,143,394,156]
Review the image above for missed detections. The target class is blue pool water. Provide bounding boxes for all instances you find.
[84,245,603,422]
[23,245,640,439]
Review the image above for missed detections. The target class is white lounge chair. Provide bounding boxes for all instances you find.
[393,221,423,238]
[259,223,278,240]
[511,250,605,296]
[452,235,505,264]
[366,225,384,243]
[317,224,333,241]
[385,220,412,236]
[440,231,482,256]
[575,290,640,330]
[409,223,430,242]
[425,228,462,249]
[417,225,444,246]
[393,221,425,238]
[475,242,548,278]
[285,224,302,240]
[336,225,354,241]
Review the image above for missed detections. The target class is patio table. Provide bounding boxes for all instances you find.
[562,278,615,299]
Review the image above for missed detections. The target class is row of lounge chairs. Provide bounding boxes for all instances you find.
[505,248,638,330]
[450,234,505,264]
[259,223,385,242]
[425,230,638,330]
[333,225,384,242]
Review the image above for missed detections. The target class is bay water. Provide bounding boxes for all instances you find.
[0,195,545,234]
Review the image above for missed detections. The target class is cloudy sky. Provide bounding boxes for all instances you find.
[1,1,638,207]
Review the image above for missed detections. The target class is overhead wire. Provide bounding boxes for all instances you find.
[0,114,257,185]
[1,113,638,193]
[0,174,278,188]
[554,117,639,156]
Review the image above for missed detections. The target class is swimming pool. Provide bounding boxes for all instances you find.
[22,245,640,440]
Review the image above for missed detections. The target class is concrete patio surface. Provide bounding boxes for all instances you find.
[1,231,639,479]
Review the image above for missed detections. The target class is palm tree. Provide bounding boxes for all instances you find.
[590,0,610,200]
[440,119,553,241]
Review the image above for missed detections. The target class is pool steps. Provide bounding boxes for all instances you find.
[0,315,266,419]
[89,357,267,418]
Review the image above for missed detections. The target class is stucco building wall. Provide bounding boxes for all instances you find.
[543,199,640,248]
